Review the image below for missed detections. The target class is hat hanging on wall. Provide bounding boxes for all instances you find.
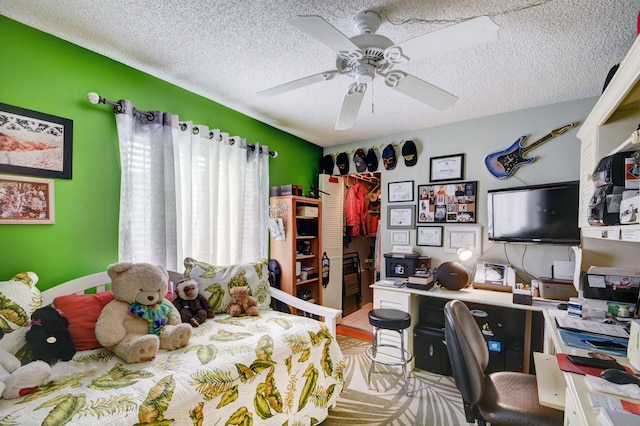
[402,140,418,166]
[382,144,397,170]
[353,148,367,173]
[336,152,349,175]
[319,154,334,175]
[365,148,378,172]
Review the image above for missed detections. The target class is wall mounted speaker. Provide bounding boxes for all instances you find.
[435,261,469,290]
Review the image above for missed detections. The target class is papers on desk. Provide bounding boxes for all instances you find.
[558,329,628,356]
[377,278,407,288]
[586,366,640,423]
[556,316,630,339]
[590,392,640,422]
[586,375,640,401]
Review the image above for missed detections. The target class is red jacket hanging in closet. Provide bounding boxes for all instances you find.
[345,181,368,237]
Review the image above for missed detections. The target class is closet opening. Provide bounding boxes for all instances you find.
[319,172,380,334]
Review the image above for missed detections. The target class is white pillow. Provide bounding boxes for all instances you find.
[0,272,42,354]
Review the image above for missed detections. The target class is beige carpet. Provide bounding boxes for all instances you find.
[323,334,467,425]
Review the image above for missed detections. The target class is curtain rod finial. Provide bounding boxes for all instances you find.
[87,92,101,104]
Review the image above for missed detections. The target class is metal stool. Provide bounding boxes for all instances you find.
[366,308,413,395]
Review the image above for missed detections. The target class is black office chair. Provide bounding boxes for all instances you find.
[444,300,563,426]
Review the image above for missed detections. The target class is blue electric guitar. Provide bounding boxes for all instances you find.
[485,122,577,179]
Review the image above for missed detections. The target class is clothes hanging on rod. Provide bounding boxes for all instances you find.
[345,181,368,237]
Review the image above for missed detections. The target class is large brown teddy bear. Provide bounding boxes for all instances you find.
[95,263,192,363]
[173,278,214,327]
[226,286,259,317]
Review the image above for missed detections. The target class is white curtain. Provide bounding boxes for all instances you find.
[115,101,179,270]
[174,123,270,265]
[115,102,269,269]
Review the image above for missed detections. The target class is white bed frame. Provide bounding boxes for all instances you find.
[42,271,342,336]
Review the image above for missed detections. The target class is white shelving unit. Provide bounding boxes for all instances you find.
[577,34,640,242]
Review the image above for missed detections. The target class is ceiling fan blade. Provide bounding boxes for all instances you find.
[335,83,367,130]
[391,16,499,62]
[257,71,339,97]
[289,15,360,54]
[385,72,458,111]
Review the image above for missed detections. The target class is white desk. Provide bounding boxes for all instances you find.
[372,283,639,425]
[371,283,548,373]
[543,308,638,425]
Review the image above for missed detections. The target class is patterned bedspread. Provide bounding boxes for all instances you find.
[0,308,345,425]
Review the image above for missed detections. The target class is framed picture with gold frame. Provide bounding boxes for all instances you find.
[0,174,55,224]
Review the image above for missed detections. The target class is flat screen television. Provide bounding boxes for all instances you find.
[487,181,581,245]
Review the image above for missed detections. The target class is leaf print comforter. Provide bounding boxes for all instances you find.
[0,309,345,425]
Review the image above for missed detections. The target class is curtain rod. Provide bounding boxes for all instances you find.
[86,92,278,158]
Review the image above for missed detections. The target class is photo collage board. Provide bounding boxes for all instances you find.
[417,181,477,223]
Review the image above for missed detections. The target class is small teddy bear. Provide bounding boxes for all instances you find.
[173,278,214,327]
[95,262,192,363]
[25,306,76,364]
[226,286,259,317]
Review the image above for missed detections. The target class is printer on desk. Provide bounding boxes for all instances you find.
[537,260,578,301]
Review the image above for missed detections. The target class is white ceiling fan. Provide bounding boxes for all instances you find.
[257,11,499,130]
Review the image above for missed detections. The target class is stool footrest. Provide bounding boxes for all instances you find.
[366,345,413,366]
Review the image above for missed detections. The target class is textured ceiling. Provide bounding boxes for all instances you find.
[1,0,638,147]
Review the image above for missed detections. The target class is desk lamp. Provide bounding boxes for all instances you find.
[457,247,474,261]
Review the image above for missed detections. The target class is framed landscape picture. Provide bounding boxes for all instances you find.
[417,181,477,223]
[0,102,73,179]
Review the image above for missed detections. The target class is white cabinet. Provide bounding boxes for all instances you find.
[577,35,640,242]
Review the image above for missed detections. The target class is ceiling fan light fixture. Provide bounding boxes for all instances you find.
[355,63,376,84]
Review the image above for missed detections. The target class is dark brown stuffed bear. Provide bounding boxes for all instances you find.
[173,279,214,327]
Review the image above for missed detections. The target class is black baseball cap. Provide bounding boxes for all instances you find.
[319,154,334,174]
[365,148,378,172]
[336,152,349,175]
[402,140,417,166]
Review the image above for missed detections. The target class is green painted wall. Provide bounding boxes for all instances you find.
[0,16,322,289]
